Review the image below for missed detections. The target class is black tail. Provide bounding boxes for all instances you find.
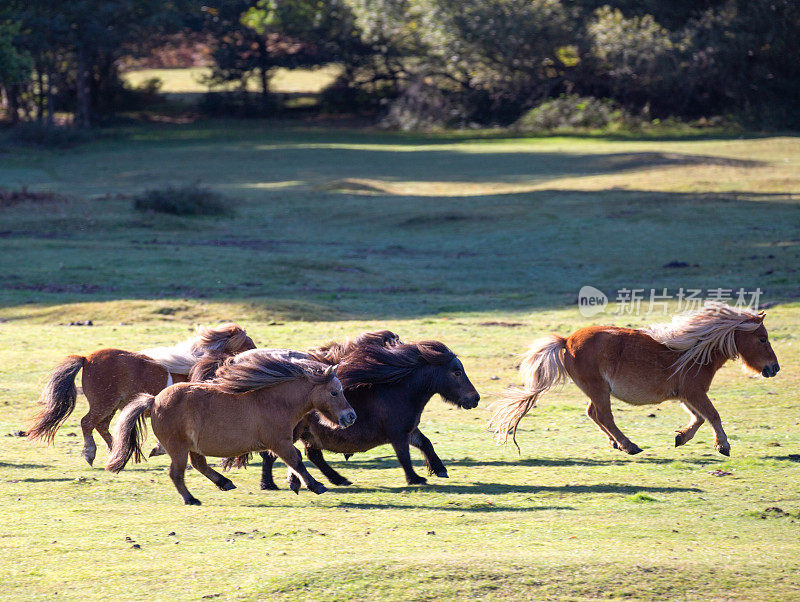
[27,355,85,444]
[105,393,154,473]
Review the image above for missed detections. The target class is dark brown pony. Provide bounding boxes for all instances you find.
[242,339,480,488]
[489,304,780,456]
[27,323,255,465]
[106,350,356,505]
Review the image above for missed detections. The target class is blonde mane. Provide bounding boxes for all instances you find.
[210,349,335,394]
[642,303,762,375]
[139,322,252,375]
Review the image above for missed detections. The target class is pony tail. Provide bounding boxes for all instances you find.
[27,355,85,444]
[220,453,252,471]
[106,394,154,473]
[488,335,568,451]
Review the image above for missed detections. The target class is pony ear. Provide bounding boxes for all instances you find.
[757,311,766,323]
[323,365,337,378]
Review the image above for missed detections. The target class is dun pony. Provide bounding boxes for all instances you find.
[27,323,255,465]
[106,350,356,505]
[489,303,780,456]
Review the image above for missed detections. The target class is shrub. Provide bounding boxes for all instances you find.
[133,184,233,217]
[381,79,467,131]
[514,94,636,132]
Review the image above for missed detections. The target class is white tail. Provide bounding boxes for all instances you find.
[488,335,568,451]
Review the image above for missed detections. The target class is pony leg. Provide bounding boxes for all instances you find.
[390,434,427,485]
[682,393,729,455]
[305,447,352,486]
[79,413,99,466]
[272,441,327,495]
[259,452,279,490]
[97,414,114,450]
[585,401,622,450]
[675,403,705,447]
[168,450,201,505]
[585,392,642,455]
[409,428,448,478]
[189,452,236,491]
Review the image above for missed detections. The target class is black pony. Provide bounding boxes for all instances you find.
[225,336,480,487]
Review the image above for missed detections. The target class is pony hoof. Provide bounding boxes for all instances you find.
[185,498,202,506]
[406,476,427,485]
[149,446,166,457]
[435,470,449,478]
[331,477,352,486]
[289,481,301,494]
[217,480,236,491]
[717,447,731,457]
[311,484,328,495]
[82,452,96,466]
[261,482,279,491]
[675,434,684,447]
[626,445,643,455]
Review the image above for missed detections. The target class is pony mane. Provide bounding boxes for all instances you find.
[641,302,763,375]
[337,340,456,388]
[306,330,402,364]
[210,349,334,394]
[140,322,252,375]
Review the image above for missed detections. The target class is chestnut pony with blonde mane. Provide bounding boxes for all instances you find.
[490,303,780,456]
[106,350,356,505]
[27,323,255,465]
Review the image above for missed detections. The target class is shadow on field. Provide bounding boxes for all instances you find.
[326,455,720,471]
[7,477,74,483]
[2,126,799,317]
[0,460,50,470]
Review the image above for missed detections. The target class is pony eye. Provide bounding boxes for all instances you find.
[453,370,463,377]
[330,390,339,397]
[760,338,767,344]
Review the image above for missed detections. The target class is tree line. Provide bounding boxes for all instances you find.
[1,0,798,129]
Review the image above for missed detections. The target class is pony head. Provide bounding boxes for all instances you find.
[416,342,481,409]
[307,366,357,428]
[735,312,780,377]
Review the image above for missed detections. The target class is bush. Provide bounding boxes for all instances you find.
[381,79,467,131]
[514,95,636,132]
[133,184,233,216]
[5,123,92,148]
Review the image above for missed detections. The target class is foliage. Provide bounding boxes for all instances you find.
[133,184,233,216]
[514,94,635,132]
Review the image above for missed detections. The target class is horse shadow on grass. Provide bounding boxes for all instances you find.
[0,460,51,470]
[327,454,721,471]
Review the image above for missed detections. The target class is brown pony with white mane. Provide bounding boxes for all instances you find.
[27,323,255,465]
[106,350,356,505]
[489,303,780,456]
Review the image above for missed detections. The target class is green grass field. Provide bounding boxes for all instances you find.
[1,121,799,600]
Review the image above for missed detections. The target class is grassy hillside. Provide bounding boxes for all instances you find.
[1,123,798,599]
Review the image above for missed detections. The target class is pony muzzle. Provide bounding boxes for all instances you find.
[338,410,357,428]
[761,363,780,378]
[461,393,480,409]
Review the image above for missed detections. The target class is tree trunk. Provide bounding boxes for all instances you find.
[75,45,91,128]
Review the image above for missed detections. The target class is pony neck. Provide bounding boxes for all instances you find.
[254,379,317,423]
[403,365,441,410]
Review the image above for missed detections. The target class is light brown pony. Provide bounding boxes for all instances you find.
[106,350,357,505]
[27,323,255,465]
[489,304,780,456]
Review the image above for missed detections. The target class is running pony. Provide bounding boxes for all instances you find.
[106,350,356,505]
[27,323,255,465]
[242,339,481,488]
[489,304,780,456]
